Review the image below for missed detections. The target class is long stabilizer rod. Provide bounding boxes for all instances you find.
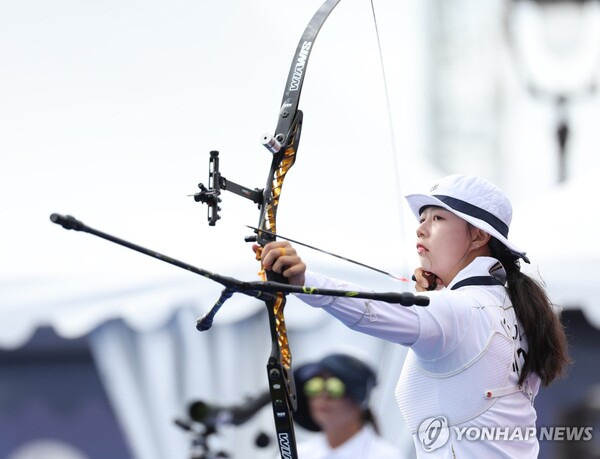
[49,213,429,307]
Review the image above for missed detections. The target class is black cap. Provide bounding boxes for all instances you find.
[292,353,376,432]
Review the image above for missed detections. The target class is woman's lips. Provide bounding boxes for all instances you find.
[417,244,428,254]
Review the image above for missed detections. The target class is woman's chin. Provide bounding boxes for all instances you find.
[419,262,433,272]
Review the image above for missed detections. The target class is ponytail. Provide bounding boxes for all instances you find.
[489,239,570,386]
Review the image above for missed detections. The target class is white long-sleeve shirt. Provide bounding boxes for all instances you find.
[297,257,541,458]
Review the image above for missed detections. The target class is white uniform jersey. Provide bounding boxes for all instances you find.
[298,257,541,458]
[297,425,403,459]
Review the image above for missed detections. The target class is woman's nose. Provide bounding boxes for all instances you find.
[416,219,427,238]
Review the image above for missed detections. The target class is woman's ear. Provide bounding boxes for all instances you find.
[471,227,491,248]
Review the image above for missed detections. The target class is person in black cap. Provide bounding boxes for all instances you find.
[293,353,402,458]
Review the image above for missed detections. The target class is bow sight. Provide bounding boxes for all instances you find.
[192,115,302,226]
[193,150,264,226]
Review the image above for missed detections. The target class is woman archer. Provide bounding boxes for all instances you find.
[255,174,569,458]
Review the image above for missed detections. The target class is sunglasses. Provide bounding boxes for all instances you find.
[303,376,346,398]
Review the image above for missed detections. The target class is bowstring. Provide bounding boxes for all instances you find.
[370,0,404,236]
[369,0,407,257]
[366,3,410,458]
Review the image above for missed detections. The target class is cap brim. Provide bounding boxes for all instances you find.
[405,193,529,263]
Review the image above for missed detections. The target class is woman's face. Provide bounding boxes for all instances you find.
[304,373,362,432]
[416,206,477,285]
[308,393,362,432]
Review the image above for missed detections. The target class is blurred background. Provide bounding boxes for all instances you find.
[1,0,599,457]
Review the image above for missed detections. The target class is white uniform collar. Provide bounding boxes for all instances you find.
[318,425,376,457]
[446,256,506,290]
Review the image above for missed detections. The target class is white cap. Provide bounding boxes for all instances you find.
[405,174,529,263]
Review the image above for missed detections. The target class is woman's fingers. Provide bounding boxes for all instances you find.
[413,268,443,292]
[260,241,294,270]
[254,241,306,286]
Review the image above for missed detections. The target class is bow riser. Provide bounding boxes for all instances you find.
[258,112,303,244]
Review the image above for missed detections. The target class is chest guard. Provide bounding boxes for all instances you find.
[395,329,514,434]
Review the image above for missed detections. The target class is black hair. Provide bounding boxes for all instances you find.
[489,238,570,386]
